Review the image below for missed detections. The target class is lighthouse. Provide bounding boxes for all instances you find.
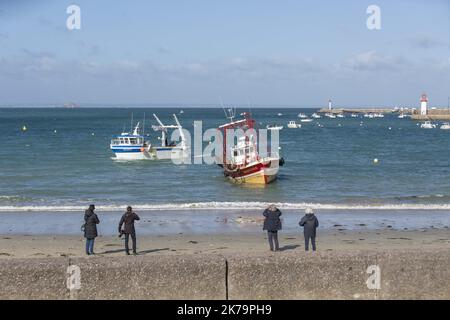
[328,99,332,110]
[420,93,428,115]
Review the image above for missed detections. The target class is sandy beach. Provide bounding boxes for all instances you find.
[1,228,449,259]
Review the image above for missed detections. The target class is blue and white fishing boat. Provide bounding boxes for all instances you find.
[110,122,152,160]
[110,114,188,161]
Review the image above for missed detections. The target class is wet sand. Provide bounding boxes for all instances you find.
[1,228,449,259]
[1,209,449,235]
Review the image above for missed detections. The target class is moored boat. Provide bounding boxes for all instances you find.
[420,121,436,129]
[110,122,152,160]
[440,122,450,130]
[266,124,284,130]
[218,111,282,184]
[287,120,301,128]
[150,114,189,160]
[110,114,188,161]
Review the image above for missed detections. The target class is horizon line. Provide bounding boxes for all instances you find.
[0,103,430,109]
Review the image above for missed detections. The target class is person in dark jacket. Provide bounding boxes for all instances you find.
[83,204,100,255]
[299,207,319,251]
[262,204,282,251]
[118,206,140,255]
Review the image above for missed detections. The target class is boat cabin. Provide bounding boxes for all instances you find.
[230,136,258,166]
[111,135,144,146]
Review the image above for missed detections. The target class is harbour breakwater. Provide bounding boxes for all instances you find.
[317,107,450,120]
[0,250,448,299]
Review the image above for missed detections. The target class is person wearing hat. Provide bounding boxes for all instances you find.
[118,206,140,255]
[299,207,319,251]
[262,204,282,251]
[83,204,100,255]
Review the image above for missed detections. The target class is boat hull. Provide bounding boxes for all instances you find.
[111,145,188,161]
[154,146,187,160]
[111,147,153,160]
[224,158,279,184]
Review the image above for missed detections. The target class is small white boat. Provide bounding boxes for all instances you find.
[267,124,283,130]
[297,113,308,119]
[336,113,345,118]
[300,118,313,123]
[151,114,189,160]
[440,122,450,130]
[350,113,359,118]
[287,121,301,128]
[324,113,336,119]
[398,113,406,119]
[420,121,436,129]
[311,113,321,119]
[277,113,283,116]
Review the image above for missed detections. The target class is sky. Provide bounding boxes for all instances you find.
[0,0,449,107]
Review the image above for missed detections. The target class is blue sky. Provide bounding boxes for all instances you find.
[0,0,449,107]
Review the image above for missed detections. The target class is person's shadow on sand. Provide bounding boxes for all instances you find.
[278,245,301,252]
[100,248,170,255]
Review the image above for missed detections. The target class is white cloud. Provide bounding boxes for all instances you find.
[342,51,408,71]
[410,35,448,49]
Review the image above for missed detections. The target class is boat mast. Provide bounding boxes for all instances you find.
[173,114,186,148]
[153,114,167,146]
[130,113,134,132]
[142,112,145,136]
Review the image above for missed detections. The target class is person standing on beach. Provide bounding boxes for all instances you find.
[263,204,282,252]
[118,206,140,255]
[299,207,319,251]
[83,204,100,255]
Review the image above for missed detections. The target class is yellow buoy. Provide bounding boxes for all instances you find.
[21,125,27,132]
[373,158,379,164]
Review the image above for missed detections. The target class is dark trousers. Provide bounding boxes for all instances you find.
[305,236,316,251]
[267,231,279,251]
[125,233,137,253]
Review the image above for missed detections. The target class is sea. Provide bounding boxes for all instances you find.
[1,106,449,234]
[1,106,449,211]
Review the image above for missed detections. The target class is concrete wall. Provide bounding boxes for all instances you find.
[0,250,449,299]
[227,250,450,299]
[69,255,226,300]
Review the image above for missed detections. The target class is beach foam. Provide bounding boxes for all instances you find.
[0,201,449,212]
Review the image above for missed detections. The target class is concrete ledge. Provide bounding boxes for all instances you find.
[0,251,449,299]
[227,250,450,300]
[70,255,226,300]
[377,251,450,299]
[227,251,378,299]
[0,258,68,300]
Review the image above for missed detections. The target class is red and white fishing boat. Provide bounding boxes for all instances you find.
[217,109,282,184]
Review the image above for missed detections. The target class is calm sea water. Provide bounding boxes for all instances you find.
[1,107,449,211]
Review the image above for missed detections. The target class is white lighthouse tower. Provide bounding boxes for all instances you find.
[328,99,332,110]
[420,93,428,115]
